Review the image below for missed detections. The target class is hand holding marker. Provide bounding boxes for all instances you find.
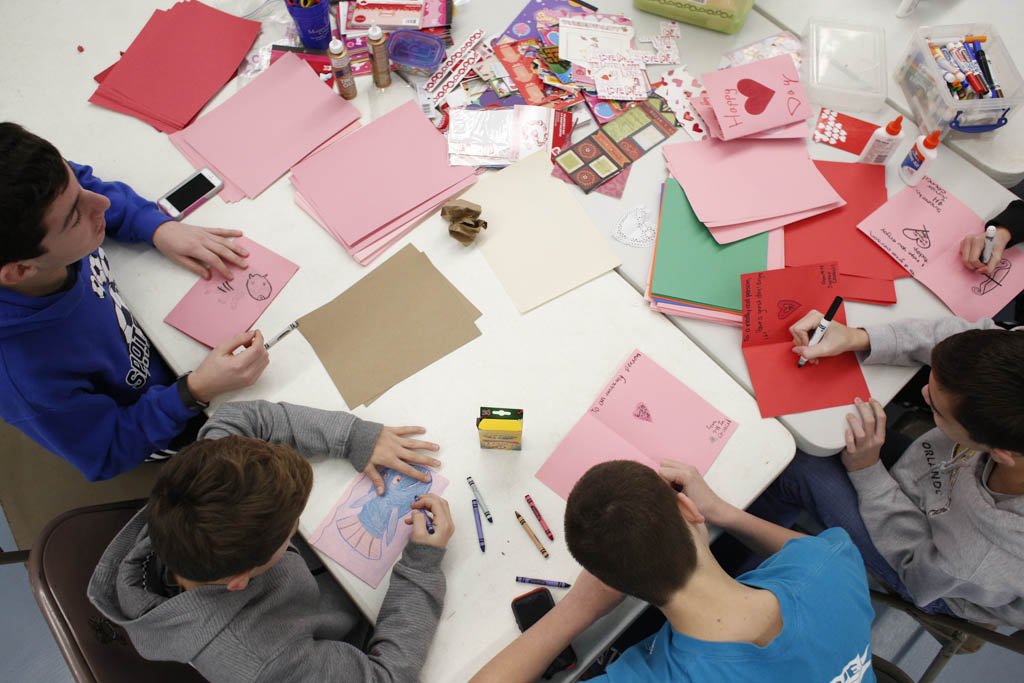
[797,296,843,368]
[982,225,997,264]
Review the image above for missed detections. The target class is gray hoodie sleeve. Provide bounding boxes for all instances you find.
[198,401,383,472]
[253,543,446,683]
[860,317,1003,367]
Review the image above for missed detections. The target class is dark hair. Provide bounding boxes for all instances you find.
[564,461,697,606]
[0,122,68,267]
[146,435,313,582]
[931,329,1024,452]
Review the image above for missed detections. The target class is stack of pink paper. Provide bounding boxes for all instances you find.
[291,101,477,265]
[662,137,844,245]
[90,1,260,133]
[170,53,360,203]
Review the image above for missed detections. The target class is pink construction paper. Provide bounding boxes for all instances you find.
[706,199,845,244]
[536,350,737,500]
[163,237,298,348]
[290,101,476,247]
[663,137,843,226]
[856,176,1024,321]
[310,466,448,589]
[169,53,360,201]
[700,54,811,140]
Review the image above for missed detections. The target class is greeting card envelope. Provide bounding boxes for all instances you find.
[785,161,907,280]
[813,108,879,155]
[536,350,737,500]
[741,263,869,418]
[164,237,298,348]
[700,55,811,140]
[310,465,449,589]
[856,176,1024,321]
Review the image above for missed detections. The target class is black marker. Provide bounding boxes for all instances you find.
[798,296,842,368]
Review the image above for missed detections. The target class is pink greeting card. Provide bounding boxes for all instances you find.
[536,350,737,500]
[310,465,448,589]
[700,54,811,140]
[164,237,298,348]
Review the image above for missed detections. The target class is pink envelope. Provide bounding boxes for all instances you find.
[701,54,811,140]
[536,350,738,500]
[164,237,298,348]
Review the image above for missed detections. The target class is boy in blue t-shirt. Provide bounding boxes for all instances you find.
[473,460,876,683]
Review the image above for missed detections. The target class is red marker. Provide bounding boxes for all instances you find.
[525,494,554,541]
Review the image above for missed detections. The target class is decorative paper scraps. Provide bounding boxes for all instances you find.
[448,106,573,167]
[590,49,650,100]
[654,67,708,140]
[700,54,812,140]
[552,162,633,199]
[612,205,657,247]
[813,108,880,155]
[426,28,485,91]
[660,21,681,39]
[557,13,634,66]
[636,22,681,65]
[495,0,592,47]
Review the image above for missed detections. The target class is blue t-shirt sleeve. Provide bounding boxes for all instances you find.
[70,161,169,245]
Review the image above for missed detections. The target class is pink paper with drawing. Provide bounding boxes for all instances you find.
[700,54,811,140]
[164,237,298,347]
[536,350,737,500]
[856,176,1024,321]
[310,466,448,589]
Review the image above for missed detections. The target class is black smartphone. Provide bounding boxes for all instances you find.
[511,587,577,678]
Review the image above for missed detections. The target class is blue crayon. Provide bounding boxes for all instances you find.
[472,499,485,551]
[422,509,435,534]
[516,576,571,588]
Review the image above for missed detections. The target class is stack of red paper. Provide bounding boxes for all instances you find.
[90,1,260,133]
[291,102,477,266]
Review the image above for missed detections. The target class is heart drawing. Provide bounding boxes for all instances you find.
[633,403,653,422]
[777,299,802,319]
[737,78,775,115]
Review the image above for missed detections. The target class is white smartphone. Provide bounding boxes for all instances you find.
[157,167,224,221]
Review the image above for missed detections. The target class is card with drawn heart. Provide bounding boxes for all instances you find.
[812,108,880,155]
[700,54,811,140]
[653,67,708,140]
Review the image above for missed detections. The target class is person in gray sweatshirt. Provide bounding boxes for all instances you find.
[746,314,1024,628]
[88,400,453,682]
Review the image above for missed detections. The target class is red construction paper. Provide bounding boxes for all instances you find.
[742,262,870,418]
[812,108,879,155]
[840,274,897,305]
[785,161,909,280]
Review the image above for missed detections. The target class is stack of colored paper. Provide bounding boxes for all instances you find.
[663,137,844,244]
[647,179,784,326]
[170,54,360,203]
[90,1,260,132]
[291,101,477,266]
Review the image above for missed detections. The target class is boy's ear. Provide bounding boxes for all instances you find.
[990,448,1021,467]
[0,261,37,287]
[676,492,706,526]
[224,572,251,592]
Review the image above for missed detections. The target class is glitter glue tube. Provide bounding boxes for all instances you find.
[329,38,358,100]
[367,24,392,89]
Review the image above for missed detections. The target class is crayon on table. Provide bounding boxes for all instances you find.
[516,576,571,588]
[467,476,492,522]
[515,510,549,558]
[525,494,554,541]
[472,499,485,552]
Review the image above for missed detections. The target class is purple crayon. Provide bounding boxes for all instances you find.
[517,576,571,588]
[472,499,485,551]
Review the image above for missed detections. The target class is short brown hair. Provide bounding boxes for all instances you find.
[146,435,313,582]
[564,461,697,606]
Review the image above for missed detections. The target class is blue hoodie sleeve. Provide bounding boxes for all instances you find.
[70,161,170,246]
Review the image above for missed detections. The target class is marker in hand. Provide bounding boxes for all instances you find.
[982,225,997,264]
[797,296,843,368]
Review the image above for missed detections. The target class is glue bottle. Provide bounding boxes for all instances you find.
[898,129,940,186]
[328,39,358,100]
[858,115,904,165]
[367,24,392,89]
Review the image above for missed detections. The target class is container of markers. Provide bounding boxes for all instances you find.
[896,23,1024,138]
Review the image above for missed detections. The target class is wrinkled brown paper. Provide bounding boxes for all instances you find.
[441,199,487,245]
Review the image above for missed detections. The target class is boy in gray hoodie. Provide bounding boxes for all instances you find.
[88,400,452,682]
[750,314,1024,628]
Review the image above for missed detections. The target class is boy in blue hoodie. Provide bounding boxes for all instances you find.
[0,122,269,481]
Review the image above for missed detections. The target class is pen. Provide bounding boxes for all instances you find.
[466,476,492,523]
[516,576,571,588]
[264,321,298,350]
[525,494,554,541]
[472,500,485,551]
[515,511,549,558]
[982,225,997,264]
[797,296,843,368]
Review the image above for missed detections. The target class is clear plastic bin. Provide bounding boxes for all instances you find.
[896,23,1024,137]
[632,0,754,35]
[803,19,887,112]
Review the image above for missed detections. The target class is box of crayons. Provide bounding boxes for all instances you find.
[897,23,1024,137]
[477,407,523,450]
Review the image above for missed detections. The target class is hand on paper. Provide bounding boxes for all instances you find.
[364,426,441,495]
[187,329,269,403]
[960,226,1011,274]
[789,310,870,364]
[153,222,248,280]
[841,398,886,472]
[659,460,729,527]
[407,494,453,548]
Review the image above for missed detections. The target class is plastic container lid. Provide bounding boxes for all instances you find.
[387,29,445,70]
[804,18,887,112]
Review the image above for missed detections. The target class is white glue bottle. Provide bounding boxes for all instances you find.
[898,129,940,186]
[858,115,904,165]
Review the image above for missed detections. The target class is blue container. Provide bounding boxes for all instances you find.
[388,30,446,77]
[285,0,331,51]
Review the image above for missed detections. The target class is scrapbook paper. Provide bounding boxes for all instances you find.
[654,67,708,140]
[468,152,620,313]
[785,161,907,280]
[310,465,449,588]
[590,49,649,101]
[552,161,633,198]
[813,108,880,155]
[557,13,634,66]
[554,128,631,193]
[741,263,870,418]
[164,237,298,348]
[495,0,595,46]
[700,54,812,140]
[856,177,1024,321]
[536,350,737,500]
